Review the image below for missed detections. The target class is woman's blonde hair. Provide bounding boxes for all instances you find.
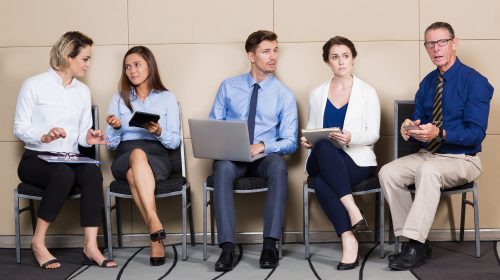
[49,31,93,71]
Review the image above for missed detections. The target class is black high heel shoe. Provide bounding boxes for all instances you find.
[352,214,369,232]
[337,257,359,270]
[150,240,166,266]
[150,229,166,242]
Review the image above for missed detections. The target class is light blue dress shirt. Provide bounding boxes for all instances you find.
[105,89,181,150]
[209,73,298,155]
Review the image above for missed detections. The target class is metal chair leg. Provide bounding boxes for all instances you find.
[14,190,21,264]
[304,185,310,259]
[379,191,385,258]
[473,186,480,258]
[187,187,195,246]
[182,187,187,261]
[203,183,208,260]
[106,190,113,259]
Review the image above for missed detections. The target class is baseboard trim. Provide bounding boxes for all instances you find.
[1,229,498,249]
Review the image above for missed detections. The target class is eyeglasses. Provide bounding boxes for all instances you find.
[423,38,453,48]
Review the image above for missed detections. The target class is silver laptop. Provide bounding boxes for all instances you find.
[188,119,267,162]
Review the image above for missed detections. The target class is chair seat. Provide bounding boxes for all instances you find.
[109,173,186,195]
[206,175,268,191]
[306,176,380,193]
[17,182,81,197]
[407,182,474,192]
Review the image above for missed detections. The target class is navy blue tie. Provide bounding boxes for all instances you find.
[248,83,260,143]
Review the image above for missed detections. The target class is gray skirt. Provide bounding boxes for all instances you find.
[111,140,172,182]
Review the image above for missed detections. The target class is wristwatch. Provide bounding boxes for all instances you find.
[436,127,444,142]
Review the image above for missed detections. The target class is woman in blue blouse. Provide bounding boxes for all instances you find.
[301,36,380,270]
[105,46,181,266]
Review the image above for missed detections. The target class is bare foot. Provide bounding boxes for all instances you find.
[340,232,358,264]
[150,240,165,258]
[83,247,117,268]
[31,241,61,269]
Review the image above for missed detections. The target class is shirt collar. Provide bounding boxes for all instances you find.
[245,72,274,90]
[48,67,77,88]
[440,57,462,81]
[130,88,159,100]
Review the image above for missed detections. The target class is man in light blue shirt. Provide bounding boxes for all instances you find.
[209,30,298,271]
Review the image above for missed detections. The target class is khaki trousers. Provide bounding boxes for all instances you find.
[378,149,482,243]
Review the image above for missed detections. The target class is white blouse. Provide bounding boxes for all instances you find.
[14,68,92,153]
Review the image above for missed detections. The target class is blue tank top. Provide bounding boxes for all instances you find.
[323,99,348,129]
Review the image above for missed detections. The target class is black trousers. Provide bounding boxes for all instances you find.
[18,150,103,227]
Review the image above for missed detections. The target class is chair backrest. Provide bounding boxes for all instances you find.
[168,102,186,177]
[394,100,421,160]
[78,105,100,161]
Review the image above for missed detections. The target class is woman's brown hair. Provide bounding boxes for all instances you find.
[118,46,167,112]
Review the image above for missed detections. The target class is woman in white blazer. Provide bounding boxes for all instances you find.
[301,36,380,270]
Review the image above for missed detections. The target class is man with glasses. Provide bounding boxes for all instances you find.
[378,22,493,270]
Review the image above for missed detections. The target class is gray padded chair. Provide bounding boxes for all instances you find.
[392,100,480,258]
[303,175,385,259]
[203,176,283,260]
[14,105,104,264]
[105,104,194,261]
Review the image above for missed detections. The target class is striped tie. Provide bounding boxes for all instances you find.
[427,75,444,153]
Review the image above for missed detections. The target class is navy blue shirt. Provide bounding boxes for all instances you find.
[323,100,348,129]
[413,58,494,154]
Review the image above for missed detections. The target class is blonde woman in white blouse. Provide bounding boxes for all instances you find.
[14,32,117,269]
[301,36,380,270]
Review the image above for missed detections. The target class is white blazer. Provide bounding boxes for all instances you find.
[306,75,380,166]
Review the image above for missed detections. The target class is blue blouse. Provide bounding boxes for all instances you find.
[323,99,348,129]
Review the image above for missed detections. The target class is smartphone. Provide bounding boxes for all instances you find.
[402,124,421,131]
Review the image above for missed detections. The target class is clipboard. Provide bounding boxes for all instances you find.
[38,155,102,164]
[129,111,160,128]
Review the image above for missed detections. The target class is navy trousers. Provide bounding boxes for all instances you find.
[306,140,375,235]
[212,153,287,244]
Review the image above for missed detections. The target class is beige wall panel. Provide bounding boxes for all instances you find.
[128,0,273,44]
[147,44,250,138]
[278,42,420,138]
[84,45,128,122]
[0,0,128,46]
[419,40,500,134]
[274,0,419,42]
[420,0,500,39]
[0,47,51,141]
